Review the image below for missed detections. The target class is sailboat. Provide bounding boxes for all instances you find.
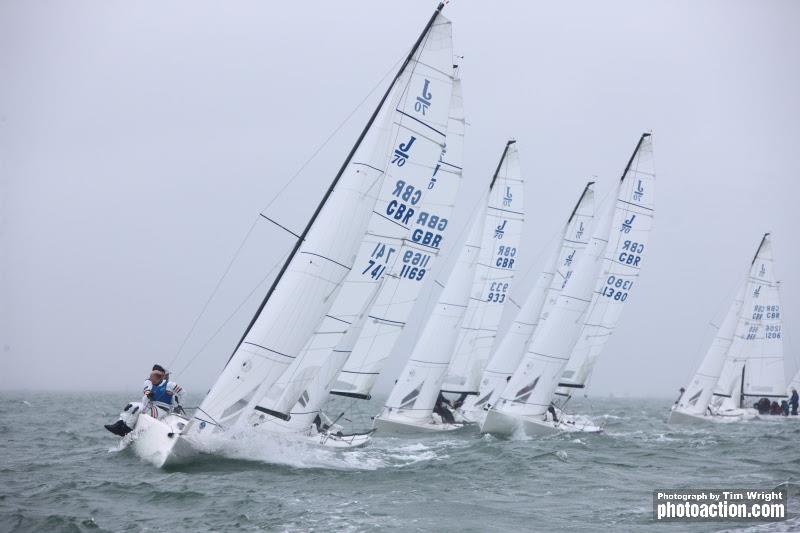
[373,140,525,433]
[458,181,595,425]
[481,133,655,437]
[669,233,786,424]
[121,3,461,467]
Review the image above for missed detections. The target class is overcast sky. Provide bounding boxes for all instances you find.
[2,1,798,399]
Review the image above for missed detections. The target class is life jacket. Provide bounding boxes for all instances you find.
[150,379,172,404]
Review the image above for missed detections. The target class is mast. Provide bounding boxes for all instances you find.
[739,364,746,408]
[229,3,445,361]
[567,181,595,223]
[489,139,516,190]
[620,132,650,183]
[751,232,769,265]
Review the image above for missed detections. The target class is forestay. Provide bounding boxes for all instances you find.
[189,6,453,434]
[712,234,784,409]
[440,141,525,394]
[329,70,465,401]
[493,133,655,421]
[465,182,595,413]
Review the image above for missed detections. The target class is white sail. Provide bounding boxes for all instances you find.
[465,182,595,413]
[712,234,784,409]
[440,141,525,394]
[491,133,655,424]
[788,368,800,396]
[189,7,454,434]
[259,66,464,432]
[555,184,661,398]
[673,282,745,416]
[377,202,485,424]
[329,74,466,400]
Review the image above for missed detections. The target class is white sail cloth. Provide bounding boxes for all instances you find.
[440,141,525,394]
[490,133,655,425]
[190,12,455,434]
[464,182,595,414]
[711,235,784,410]
[265,68,466,433]
[329,67,465,402]
[673,282,745,416]
[379,141,524,423]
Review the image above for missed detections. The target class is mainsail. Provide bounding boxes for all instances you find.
[260,66,464,432]
[711,234,784,410]
[327,68,466,403]
[377,141,523,424]
[490,133,655,424]
[440,141,525,394]
[188,4,453,434]
[464,182,595,414]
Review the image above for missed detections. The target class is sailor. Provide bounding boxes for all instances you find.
[433,392,456,424]
[104,364,185,437]
[790,388,799,416]
[142,364,184,419]
[769,401,782,416]
[452,393,469,410]
[547,404,559,423]
[781,400,790,416]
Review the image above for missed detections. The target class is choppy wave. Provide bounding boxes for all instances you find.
[1,392,798,532]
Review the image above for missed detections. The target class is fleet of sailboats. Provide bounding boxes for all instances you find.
[108,4,793,468]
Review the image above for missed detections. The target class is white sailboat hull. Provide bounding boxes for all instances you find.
[457,408,486,425]
[481,409,603,437]
[373,414,469,435]
[667,407,758,425]
[128,413,196,468]
[297,430,373,449]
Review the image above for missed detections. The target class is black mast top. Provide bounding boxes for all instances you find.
[489,139,516,190]
[567,181,595,223]
[751,232,770,265]
[620,132,650,183]
[228,4,445,362]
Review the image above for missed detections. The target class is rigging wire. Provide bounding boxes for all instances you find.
[166,54,406,374]
[172,251,290,378]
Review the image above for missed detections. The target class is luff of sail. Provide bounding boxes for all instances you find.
[464,182,595,415]
[327,68,466,401]
[487,133,655,429]
[188,4,449,433]
[440,140,525,395]
[257,59,462,430]
[711,234,784,411]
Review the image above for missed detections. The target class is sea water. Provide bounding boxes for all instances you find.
[1,392,798,532]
